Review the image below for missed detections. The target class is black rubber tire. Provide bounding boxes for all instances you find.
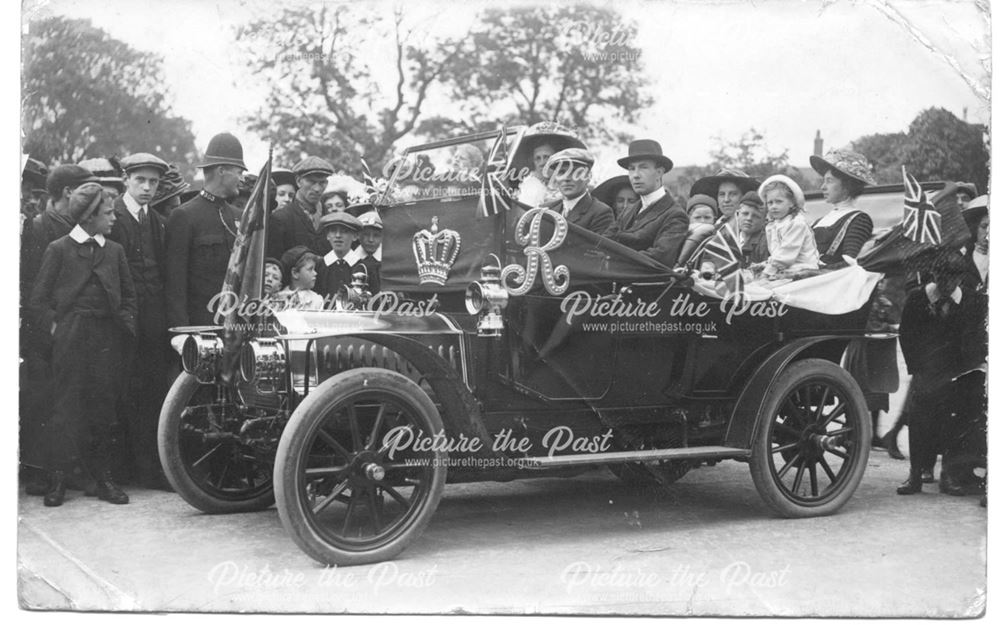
[274,368,447,566]
[158,372,275,513]
[749,359,871,518]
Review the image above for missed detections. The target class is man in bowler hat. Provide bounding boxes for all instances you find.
[108,152,172,488]
[542,148,615,236]
[165,132,246,327]
[266,156,335,259]
[607,140,689,266]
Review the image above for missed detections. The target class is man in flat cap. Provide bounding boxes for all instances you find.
[606,140,689,266]
[266,156,335,259]
[542,148,615,236]
[107,152,172,488]
[316,211,362,300]
[165,132,246,327]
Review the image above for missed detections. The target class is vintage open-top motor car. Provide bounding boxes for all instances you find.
[159,127,888,566]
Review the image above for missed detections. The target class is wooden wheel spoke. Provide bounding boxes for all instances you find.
[791,461,806,493]
[820,401,847,428]
[808,464,819,496]
[824,427,853,437]
[828,448,849,460]
[367,403,388,451]
[774,422,803,438]
[777,451,802,480]
[348,403,363,451]
[311,480,349,515]
[317,428,351,458]
[305,465,349,477]
[818,456,838,482]
[368,487,384,532]
[341,489,359,535]
[771,441,800,454]
[383,485,410,507]
[814,386,831,421]
[192,443,223,468]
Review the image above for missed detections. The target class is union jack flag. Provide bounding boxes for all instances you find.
[219,149,272,380]
[478,128,514,217]
[901,166,942,245]
[699,221,744,278]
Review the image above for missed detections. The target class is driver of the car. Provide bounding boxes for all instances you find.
[541,148,614,237]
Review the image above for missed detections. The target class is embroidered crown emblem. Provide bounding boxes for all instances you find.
[412,216,461,285]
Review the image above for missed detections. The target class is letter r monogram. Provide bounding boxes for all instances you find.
[501,208,571,296]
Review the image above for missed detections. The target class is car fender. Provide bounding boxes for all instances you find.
[723,336,855,449]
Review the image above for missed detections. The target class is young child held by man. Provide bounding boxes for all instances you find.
[754,175,819,279]
[30,182,137,507]
[276,245,325,311]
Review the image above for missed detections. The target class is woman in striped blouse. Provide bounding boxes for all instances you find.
[809,148,877,268]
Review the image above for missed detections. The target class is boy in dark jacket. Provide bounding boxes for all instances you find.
[30,183,138,507]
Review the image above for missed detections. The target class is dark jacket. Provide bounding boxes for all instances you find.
[30,235,138,336]
[543,193,615,236]
[23,207,75,284]
[108,195,167,291]
[267,198,324,259]
[164,193,239,327]
[316,254,354,300]
[607,190,689,266]
[899,286,987,391]
[740,229,769,264]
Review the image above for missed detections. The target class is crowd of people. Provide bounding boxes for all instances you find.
[18,121,988,508]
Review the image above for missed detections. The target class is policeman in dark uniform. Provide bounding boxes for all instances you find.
[164,133,246,328]
[266,156,335,259]
[108,152,172,488]
[316,211,362,299]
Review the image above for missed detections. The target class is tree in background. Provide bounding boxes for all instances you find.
[428,5,651,147]
[22,16,197,177]
[851,108,988,189]
[670,129,803,197]
[239,5,466,175]
[240,4,652,177]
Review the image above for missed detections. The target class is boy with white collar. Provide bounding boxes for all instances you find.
[344,207,383,295]
[316,211,362,299]
[30,183,137,507]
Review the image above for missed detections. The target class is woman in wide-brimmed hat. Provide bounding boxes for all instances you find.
[809,148,877,267]
[690,168,759,226]
[592,174,639,222]
[962,194,988,291]
[510,121,585,206]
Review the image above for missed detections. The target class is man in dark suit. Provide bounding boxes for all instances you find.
[266,156,334,259]
[607,140,689,266]
[165,132,246,328]
[896,251,987,496]
[541,148,614,236]
[108,152,172,488]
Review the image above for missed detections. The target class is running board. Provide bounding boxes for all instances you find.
[519,446,751,469]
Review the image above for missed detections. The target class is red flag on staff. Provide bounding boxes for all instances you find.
[219,149,272,379]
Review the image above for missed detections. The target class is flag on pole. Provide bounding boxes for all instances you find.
[220,149,272,380]
[901,166,942,245]
[699,221,744,278]
[478,128,514,217]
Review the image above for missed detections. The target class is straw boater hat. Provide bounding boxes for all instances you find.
[510,121,586,178]
[616,139,673,173]
[196,133,247,170]
[690,168,759,199]
[955,182,978,199]
[78,157,126,191]
[809,148,876,186]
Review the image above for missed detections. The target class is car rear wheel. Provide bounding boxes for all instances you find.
[749,359,870,518]
[274,368,447,566]
[158,373,275,513]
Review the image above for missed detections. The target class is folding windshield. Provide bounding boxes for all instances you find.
[381,128,525,204]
